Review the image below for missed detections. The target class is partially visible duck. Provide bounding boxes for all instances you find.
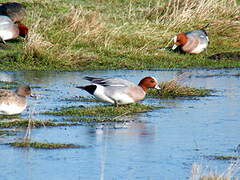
[0,2,26,23]
[0,85,34,115]
[172,29,209,54]
[76,76,160,106]
[0,15,28,43]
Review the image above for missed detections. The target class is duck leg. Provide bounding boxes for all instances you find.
[114,100,119,107]
[0,36,6,44]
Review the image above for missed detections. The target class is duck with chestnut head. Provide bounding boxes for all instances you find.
[0,15,28,44]
[77,76,160,107]
[172,29,209,54]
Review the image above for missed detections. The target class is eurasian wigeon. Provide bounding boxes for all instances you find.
[0,2,26,23]
[0,15,28,43]
[172,29,209,54]
[76,76,160,106]
[0,85,34,115]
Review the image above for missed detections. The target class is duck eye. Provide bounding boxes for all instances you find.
[150,80,155,83]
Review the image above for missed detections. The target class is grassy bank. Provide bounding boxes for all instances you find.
[0,0,239,71]
[44,103,160,122]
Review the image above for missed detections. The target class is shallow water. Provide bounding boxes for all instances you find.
[0,69,240,180]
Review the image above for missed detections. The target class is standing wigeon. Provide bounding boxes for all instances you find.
[76,76,160,106]
[0,85,34,115]
[0,2,26,23]
[0,15,28,43]
[172,29,209,54]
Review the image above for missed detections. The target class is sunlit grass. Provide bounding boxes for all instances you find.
[148,73,211,98]
[0,0,239,70]
[0,119,78,128]
[44,104,158,117]
[148,80,211,98]
[8,141,83,149]
[190,162,240,180]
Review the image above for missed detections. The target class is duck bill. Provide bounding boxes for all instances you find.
[30,94,37,98]
[172,44,178,50]
[154,84,161,90]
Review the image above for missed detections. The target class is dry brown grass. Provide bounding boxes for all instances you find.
[148,72,211,98]
[146,0,240,33]
[22,6,106,64]
[62,6,105,37]
[190,163,240,180]
[23,13,53,58]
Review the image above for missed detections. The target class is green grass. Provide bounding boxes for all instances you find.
[8,141,83,149]
[0,129,17,136]
[148,84,211,98]
[0,119,78,128]
[44,104,159,118]
[62,96,99,102]
[206,155,240,161]
[0,0,239,71]
[65,117,127,122]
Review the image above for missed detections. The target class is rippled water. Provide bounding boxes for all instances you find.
[0,69,240,180]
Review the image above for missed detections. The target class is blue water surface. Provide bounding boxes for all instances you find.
[0,69,239,180]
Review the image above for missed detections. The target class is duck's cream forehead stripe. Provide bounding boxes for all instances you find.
[173,36,177,42]
[150,77,158,83]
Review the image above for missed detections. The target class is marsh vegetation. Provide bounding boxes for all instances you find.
[0,0,239,70]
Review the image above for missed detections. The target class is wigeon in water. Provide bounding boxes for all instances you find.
[0,85,34,115]
[0,15,28,43]
[0,2,26,23]
[172,29,209,54]
[77,76,160,106]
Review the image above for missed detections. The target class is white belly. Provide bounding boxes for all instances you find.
[0,30,14,40]
[0,103,26,115]
[191,43,208,54]
[93,85,135,105]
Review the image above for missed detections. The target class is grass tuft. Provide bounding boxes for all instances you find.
[44,104,159,118]
[206,155,240,161]
[148,73,211,98]
[190,162,240,180]
[8,141,83,149]
[0,120,78,128]
[62,96,99,102]
[148,81,211,98]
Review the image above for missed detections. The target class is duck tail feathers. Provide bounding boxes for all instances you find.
[76,85,97,95]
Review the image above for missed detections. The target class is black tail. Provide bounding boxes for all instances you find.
[76,85,97,95]
[200,23,210,36]
[84,76,104,82]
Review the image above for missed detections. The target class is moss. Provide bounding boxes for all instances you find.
[0,130,17,136]
[0,120,78,128]
[63,96,99,102]
[0,114,21,120]
[65,117,126,122]
[0,81,19,85]
[8,141,83,149]
[148,81,211,98]
[44,104,159,117]
[206,155,240,161]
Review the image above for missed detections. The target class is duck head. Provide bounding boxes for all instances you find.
[16,85,34,97]
[17,24,28,38]
[138,77,160,91]
[172,32,188,50]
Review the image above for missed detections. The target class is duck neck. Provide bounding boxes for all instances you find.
[138,83,147,92]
